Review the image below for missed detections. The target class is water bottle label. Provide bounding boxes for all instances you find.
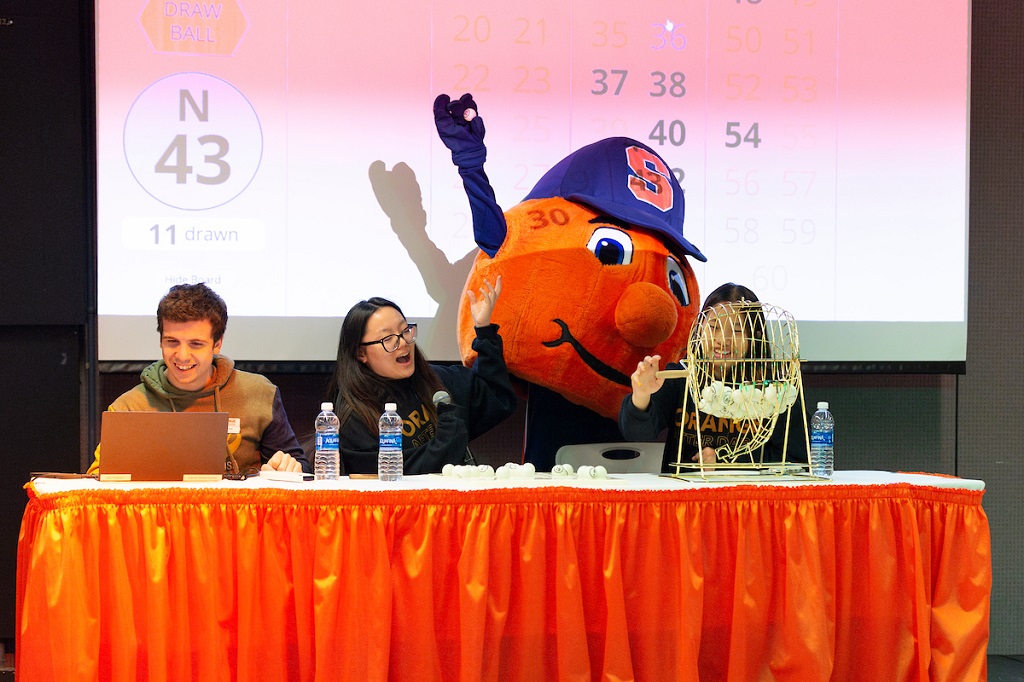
[379,433,401,450]
[316,432,339,451]
[811,431,833,447]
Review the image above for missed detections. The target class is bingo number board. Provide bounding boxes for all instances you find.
[96,0,969,361]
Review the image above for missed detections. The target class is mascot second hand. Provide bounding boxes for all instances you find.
[435,93,706,468]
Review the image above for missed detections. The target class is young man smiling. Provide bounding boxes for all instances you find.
[88,283,309,475]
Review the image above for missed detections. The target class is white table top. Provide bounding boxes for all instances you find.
[28,469,985,496]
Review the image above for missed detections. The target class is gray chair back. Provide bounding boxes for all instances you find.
[554,442,665,474]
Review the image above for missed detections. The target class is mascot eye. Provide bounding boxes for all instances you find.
[666,257,691,307]
[587,227,634,266]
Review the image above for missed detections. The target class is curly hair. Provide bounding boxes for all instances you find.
[156,283,228,342]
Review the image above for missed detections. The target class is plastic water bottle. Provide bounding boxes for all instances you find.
[810,401,835,478]
[378,402,403,482]
[314,402,340,480]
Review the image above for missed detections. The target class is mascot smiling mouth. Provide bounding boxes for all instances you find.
[542,319,631,387]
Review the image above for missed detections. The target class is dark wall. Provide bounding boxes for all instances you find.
[0,2,89,324]
[0,1,91,638]
[0,329,82,634]
[960,2,1024,655]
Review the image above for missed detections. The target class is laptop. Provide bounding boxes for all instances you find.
[99,411,229,481]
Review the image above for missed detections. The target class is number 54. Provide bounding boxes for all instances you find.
[725,122,761,148]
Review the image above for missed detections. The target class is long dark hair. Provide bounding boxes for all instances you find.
[325,297,446,433]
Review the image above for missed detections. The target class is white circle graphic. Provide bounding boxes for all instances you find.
[123,72,262,210]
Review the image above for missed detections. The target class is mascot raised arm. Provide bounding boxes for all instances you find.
[435,93,706,468]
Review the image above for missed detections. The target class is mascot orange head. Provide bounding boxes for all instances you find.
[456,136,706,419]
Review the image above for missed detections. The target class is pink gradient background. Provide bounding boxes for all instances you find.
[96,0,969,329]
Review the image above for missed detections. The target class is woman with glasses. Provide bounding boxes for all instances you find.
[326,276,516,475]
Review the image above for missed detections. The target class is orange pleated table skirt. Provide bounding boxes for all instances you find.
[16,478,990,681]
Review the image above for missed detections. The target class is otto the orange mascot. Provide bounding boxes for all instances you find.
[435,93,706,467]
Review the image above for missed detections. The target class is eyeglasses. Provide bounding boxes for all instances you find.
[360,323,417,353]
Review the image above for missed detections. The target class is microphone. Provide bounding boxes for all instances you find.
[432,391,477,465]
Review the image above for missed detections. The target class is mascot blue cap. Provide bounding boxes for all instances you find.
[524,137,706,262]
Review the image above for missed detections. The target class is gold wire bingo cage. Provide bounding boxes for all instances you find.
[669,300,811,478]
